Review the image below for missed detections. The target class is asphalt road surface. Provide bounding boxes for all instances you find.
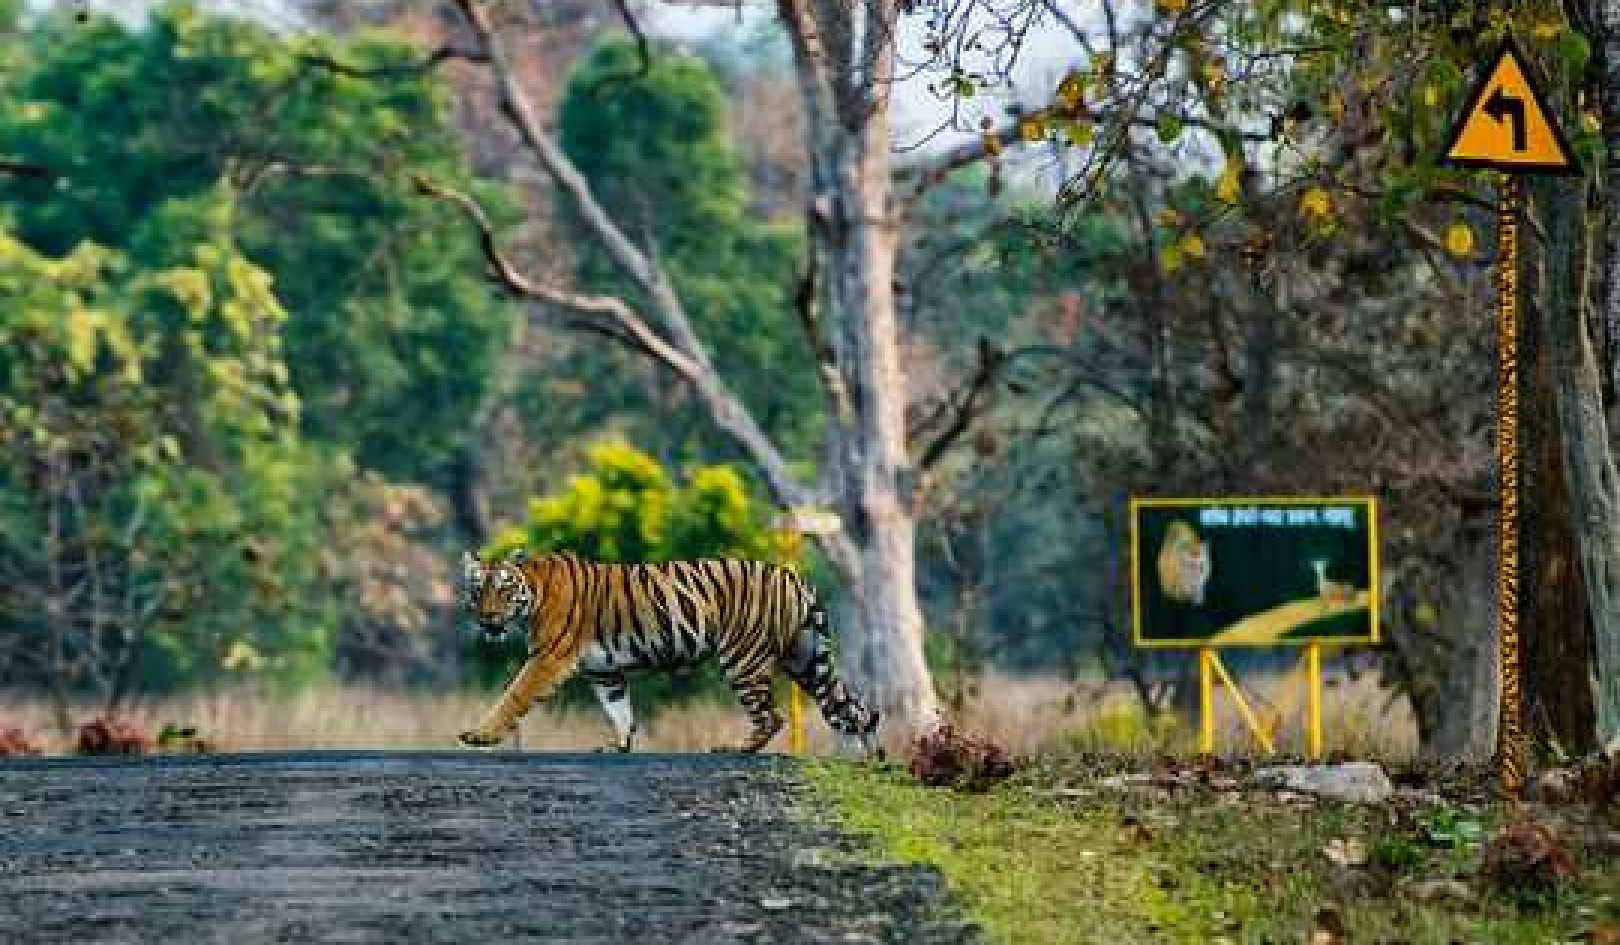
[0,753,980,944]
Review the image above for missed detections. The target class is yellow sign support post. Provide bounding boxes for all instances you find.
[788,684,806,755]
[771,506,843,757]
[1441,37,1578,802]
[1197,644,1325,759]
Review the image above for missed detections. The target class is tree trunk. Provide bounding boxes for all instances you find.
[1587,0,1620,743]
[791,0,940,734]
[1524,179,1600,755]
[1421,510,1501,760]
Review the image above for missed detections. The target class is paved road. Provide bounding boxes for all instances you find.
[0,753,979,944]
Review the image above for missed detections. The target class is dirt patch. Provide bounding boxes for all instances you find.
[0,752,979,944]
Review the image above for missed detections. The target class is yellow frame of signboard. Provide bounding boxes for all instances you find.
[1129,495,1381,649]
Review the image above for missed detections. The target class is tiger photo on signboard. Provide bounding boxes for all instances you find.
[1130,497,1379,648]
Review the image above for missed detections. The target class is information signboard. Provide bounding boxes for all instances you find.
[1130,497,1379,648]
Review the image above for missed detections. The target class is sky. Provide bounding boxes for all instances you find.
[44,0,1086,175]
[645,2,1085,157]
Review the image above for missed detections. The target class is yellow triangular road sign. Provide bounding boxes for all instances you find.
[1441,39,1578,175]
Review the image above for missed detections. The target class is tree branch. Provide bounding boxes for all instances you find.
[584,0,653,99]
[410,174,702,381]
[895,108,1274,208]
[444,1,821,523]
[296,45,488,79]
[0,158,52,181]
[914,338,1008,471]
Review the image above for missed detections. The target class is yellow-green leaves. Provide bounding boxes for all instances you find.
[1299,186,1332,222]
[152,267,214,319]
[1061,121,1095,147]
[1056,74,1086,113]
[64,304,101,374]
[503,440,796,568]
[222,640,268,672]
[1445,222,1475,259]
[1216,158,1244,204]
[1159,232,1206,274]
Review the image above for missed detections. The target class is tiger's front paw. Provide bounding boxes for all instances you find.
[458,728,505,748]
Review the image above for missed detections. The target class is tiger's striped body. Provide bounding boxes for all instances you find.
[458,550,879,755]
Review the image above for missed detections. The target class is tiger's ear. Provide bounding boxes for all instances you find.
[460,551,484,588]
[506,547,528,566]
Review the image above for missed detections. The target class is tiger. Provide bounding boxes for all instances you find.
[456,548,881,756]
[1156,520,1212,606]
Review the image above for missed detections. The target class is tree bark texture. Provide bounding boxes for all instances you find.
[1524,179,1599,754]
[779,0,940,731]
[1418,510,1501,761]
[1585,0,1620,742]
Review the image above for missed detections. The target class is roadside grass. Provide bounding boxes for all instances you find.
[0,672,1203,755]
[0,684,774,753]
[0,666,1412,758]
[800,756,1620,945]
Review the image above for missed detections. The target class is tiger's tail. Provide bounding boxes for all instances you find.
[786,588,880,758]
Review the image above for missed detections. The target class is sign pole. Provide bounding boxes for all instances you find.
[1198,647,1215,754]
[770,507,842,756]
[788,684,806,755]
[1306,643,1324,761]
[1439,36,1578,804]
[1494,173,1525,802]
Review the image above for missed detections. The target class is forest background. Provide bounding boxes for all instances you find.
[3,0,1616,760]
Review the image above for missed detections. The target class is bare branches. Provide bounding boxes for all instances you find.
[439,1,821,521]
[913,338,1009,471]
[296,45,488,79]
[583,0,653,100]
[410,174,702,382]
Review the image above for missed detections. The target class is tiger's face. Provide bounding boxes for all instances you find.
[461,551,534,642]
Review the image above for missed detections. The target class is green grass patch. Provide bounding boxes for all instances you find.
[800,758,1620,944]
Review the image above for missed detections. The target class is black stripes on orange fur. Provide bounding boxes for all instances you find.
[466,550,879,753]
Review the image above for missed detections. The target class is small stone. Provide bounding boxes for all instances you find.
[1249,762,1394,804]
[760,896,793,910]
[1402,877,1474,905]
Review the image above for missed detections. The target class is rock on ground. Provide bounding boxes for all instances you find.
[0,752,981,945]
[1247,761,1395,804]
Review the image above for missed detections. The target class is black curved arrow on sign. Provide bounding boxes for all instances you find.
[1483,87,1527,152]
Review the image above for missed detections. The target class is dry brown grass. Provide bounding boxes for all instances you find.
[948,667,1416,761]
[0,668,1417,759]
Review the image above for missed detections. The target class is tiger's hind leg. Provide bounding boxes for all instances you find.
[712,657,782,753]
[785,600,881,759]
[583,666,636,753]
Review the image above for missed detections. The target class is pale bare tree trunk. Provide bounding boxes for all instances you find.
[781,0,940,732]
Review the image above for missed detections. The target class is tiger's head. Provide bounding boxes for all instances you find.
[460,549,535,642]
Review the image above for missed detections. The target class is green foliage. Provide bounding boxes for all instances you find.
[0,2,512,481]
[486,439,795,566]
[0,208,336,694]
[1416,807,1488,849]
[0,3,515,701]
